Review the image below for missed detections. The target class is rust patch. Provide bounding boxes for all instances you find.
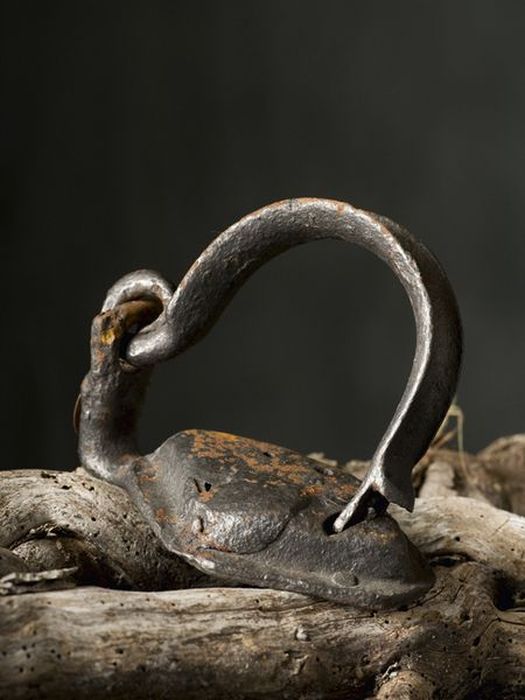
[187,430,315,487]
[199,489,214,503]
[100,327,117,346]
[300,484,323,498]
[138,473,158,484]
[183,430,361,502]
[136,462,159,484]
[154,507,178,525]
[331,480,359,498]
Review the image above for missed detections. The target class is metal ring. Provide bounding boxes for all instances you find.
[102,268,174,311]
[102,269,175,364]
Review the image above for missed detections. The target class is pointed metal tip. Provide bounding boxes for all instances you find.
[333,484,374,532]
[333,482,392,533]
[332,509,351,534]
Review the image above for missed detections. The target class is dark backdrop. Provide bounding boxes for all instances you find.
[2,1,524,471]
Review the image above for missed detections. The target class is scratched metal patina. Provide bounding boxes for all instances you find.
[78,198,462,609]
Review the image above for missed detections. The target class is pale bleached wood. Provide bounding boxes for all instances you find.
[0,560,523,699]
[394,496,525,584]
[0,467,208,591]
[1,436,525,699]
[478,434,525,516]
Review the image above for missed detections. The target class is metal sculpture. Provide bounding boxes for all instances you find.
[78,198,462,608]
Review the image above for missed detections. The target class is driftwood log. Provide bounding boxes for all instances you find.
[1,436,525,699]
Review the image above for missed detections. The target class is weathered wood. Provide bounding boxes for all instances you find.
[478,435,525,515]
[394,496,525,584]
[0,467,209,591]
[1,438,525,698]
[1,562,523,700]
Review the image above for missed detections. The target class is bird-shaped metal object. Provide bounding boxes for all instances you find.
[78,198,462,609]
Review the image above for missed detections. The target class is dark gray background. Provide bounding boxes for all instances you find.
[1,1,524,471]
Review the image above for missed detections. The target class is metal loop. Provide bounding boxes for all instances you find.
[101,269,175,366]
[102,269,175,312]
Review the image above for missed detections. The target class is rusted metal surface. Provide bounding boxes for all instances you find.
[133,430,434,607]
[79,198,463,608]
[79,302,433,607]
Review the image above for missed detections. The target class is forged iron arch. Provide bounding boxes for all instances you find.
[97,198,462,528]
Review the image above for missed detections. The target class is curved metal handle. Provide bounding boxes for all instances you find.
[101,198,462,529]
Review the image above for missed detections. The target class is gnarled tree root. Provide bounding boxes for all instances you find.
[1,437,525,698]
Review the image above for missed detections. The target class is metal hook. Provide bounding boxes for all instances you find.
[99,198,462,530]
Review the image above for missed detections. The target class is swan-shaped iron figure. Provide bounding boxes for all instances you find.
[78,198,462,608]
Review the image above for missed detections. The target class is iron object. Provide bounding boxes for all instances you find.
[78,198,462,608]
